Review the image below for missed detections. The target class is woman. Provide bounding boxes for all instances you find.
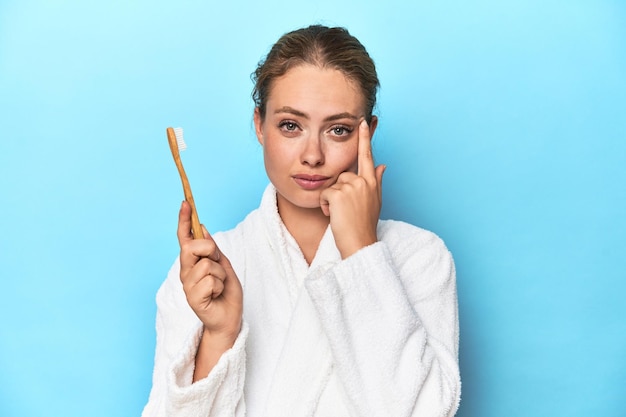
[143,25,460,417]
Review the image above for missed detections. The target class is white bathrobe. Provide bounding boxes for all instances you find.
[142,184,460,417]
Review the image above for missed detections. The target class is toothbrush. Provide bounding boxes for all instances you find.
[167,127,203,239]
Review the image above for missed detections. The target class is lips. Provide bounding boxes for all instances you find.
[292,174,331,190]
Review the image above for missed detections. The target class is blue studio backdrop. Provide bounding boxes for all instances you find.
[0,1,624,416]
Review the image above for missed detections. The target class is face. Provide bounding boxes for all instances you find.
[254,64,377,215]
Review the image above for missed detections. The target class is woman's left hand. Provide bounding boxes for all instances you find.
[320,119,386,259]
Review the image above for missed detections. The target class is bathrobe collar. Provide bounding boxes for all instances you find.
[256,184,338,415]
[258,184,341,300]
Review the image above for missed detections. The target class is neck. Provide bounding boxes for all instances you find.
[277,194,329,265]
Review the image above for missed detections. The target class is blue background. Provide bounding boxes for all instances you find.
[1,1,624,416]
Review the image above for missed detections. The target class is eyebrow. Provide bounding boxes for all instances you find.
[274,106,359,122]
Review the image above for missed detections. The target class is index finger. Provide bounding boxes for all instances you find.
[177,200,197,246]
[177,200,218,243]
[357,119,375,179]
[178,202,221,263]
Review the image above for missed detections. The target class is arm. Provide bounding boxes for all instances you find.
[305,228,460,417]
[142,261,249,417]
[316,118,459,416]
[176,201,243,381]
[142,202,247,417]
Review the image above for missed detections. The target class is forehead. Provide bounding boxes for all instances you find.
[266,64,365,116]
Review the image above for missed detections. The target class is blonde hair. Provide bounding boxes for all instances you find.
[252,25,379,123]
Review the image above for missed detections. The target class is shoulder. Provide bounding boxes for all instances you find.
[377,220,455,289]
[377,219,451,256]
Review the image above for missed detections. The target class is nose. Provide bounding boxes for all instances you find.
[300,135,324,167]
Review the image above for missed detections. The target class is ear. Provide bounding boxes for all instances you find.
[368,115,379,138]
[253,107,264,146]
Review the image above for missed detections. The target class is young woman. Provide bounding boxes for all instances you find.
[143,25,460,417]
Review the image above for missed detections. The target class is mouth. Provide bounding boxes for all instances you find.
[292,174,331,190]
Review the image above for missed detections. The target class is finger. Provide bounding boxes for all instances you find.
[187,274,225,305]
[201,225,221,262]
[319,188,334,217]
[181,257,226,288]
[336,171,357,184]
[177,201,194,246]
[376,164,386,199]
[320,201,330,217]
[357,119,376,180]
[179,238,220,275]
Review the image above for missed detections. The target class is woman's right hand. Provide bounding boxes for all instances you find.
[177,201,243,378]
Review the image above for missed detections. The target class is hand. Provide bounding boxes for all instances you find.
[177,201,243,345]
[320,119,386,259]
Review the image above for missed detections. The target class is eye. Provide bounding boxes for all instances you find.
[328,125,353,138]
[279,121,299,132]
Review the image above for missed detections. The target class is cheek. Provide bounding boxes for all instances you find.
[263,137,292,170]
[328,140,359,172]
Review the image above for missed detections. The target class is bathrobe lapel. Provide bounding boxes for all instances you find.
[259,187,341,416]
[262,284,333,416]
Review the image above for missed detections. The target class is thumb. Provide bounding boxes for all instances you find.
[201,224,221,262]
[319,189,331,217]
[320,201,330,217]
[201,224,210,239]
[376,164,386,186]
[375,165,386,201]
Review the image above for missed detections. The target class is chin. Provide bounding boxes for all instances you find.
[291,193,323,210]
[276,187,323,211]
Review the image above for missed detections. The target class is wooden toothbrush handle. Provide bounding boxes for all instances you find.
[167,128,203,240]
[183,183,203,240]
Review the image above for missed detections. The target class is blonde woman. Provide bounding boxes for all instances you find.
[143,25,460,417]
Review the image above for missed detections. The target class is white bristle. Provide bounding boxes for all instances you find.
[173,127,186,151]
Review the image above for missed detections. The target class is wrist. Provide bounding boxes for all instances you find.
[201,325,239,352]
[339,236,377,260]
[193,326,239,382]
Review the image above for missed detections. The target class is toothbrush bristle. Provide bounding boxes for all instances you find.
[173,127,187,151]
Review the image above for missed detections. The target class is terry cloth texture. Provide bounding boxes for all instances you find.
[142,184,460,417]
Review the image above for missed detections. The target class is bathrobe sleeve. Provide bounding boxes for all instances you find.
[141,258,248,417]
[305,220,461,417]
